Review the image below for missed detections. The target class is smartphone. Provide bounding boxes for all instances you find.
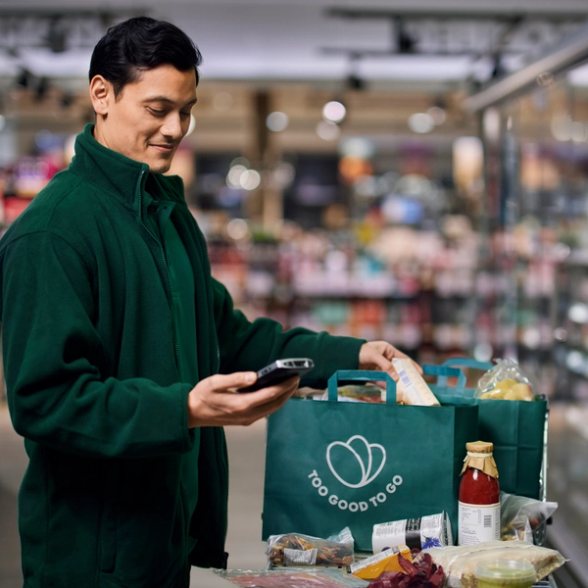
[237,358,315,393]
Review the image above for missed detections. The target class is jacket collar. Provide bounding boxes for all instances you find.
[69,123,186,210]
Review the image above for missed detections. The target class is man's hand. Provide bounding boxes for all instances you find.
[358,341,423,380]
[187,372,299,428]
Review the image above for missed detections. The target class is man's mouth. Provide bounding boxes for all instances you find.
[150,144,175,154]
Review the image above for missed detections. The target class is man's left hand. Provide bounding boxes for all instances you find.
[358,341,423,380]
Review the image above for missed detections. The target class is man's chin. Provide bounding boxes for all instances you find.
[147,159,173,174]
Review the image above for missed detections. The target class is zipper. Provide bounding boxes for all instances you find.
[195,221,221,373]
[136,169,180,366]
[218,428,229,557]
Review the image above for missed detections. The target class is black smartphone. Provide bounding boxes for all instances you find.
[237,358,315,393]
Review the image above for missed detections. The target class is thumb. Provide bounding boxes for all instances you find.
[368,351,397,379]
[210,371,257,392]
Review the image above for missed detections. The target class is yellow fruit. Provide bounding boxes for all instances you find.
[510,383,534,401]
[481,389,506,399]
[495,378,518,390]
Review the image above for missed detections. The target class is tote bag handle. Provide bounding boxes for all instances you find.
[422,365,468,394]
[327,370,396,404]
[442,357,493,371]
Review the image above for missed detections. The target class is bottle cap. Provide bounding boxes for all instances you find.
[466,441,494,454]
[461,440,499,479]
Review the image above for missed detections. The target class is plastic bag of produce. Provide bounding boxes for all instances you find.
[417,541,565,588]
[475,359,535,401]
[365,553,445,588]
[500,492,558,545]
[265,527,354,568]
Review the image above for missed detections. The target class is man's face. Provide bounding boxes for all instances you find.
[92,65,197,174]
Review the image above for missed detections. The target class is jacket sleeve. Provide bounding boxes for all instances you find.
[212,278,365,389]
[0,231,194,458]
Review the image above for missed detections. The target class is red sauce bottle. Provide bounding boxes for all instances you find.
[458,441,500,545]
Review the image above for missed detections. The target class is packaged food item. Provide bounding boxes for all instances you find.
[373,512,453,553]
[266,527,354,568]
[475,560,535,588]
[417,541,566,588]
[459,441,500,545]
[365,553,445,588]
[500,492,558,545]
[475,359,535,401]
[392,358,440,406]
[337,384,385,404]
[349,545,412,580]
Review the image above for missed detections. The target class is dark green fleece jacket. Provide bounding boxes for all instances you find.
[0,124,364,588]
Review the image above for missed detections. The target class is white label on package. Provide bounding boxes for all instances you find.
[373,512,451,552]
[458,501,500,545]
[392,358,440,406]
[283,548,318,566]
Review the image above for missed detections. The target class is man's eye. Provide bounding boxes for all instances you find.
[149,108,166,117]
[180,111,191,118]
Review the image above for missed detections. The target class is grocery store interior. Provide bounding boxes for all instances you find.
[2,0,588,586]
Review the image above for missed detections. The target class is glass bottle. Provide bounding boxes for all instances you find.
[458,440,500,545]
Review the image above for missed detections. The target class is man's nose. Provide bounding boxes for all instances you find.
[161,113,183,139]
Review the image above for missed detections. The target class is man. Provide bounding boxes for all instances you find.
[0,17,416,588]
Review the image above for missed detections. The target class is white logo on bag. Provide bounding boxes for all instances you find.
[326,435,386,489]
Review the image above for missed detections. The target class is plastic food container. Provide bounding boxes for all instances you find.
[475,560,536,588]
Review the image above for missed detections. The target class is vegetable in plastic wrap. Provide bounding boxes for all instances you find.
[500,492,558,545]
[475,359,535,401]
[265,527,355,568]
[366,553,445,588]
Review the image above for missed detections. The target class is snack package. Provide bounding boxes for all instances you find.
[349,545,412,580]
[475,359,535,401]
[312,385,385,404]
[266,527,354,568]
[365,553,445,588]
[500,492,558,545]
[418,541,565,588]
[373,512,453,553]
[393,358,440,406]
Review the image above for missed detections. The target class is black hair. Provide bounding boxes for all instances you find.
[89,16,202,96]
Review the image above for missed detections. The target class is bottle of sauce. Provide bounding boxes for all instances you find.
[458,441,500,545]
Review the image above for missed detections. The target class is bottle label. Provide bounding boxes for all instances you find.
[458,501,500,545]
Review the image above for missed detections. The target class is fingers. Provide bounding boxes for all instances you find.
[188,373,300,428]
[208,371,258,392]
[239,378,300,425]
[242,376,300,409]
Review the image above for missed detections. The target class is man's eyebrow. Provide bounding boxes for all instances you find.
[143,97,198,106]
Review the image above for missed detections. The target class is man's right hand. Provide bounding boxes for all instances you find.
[187,372,299,428]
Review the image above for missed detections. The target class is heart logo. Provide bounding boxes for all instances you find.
[326,435,386,489]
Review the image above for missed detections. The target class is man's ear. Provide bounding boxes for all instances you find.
[89,75,112,116]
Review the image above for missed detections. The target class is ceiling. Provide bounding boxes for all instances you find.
[0,0,588,90]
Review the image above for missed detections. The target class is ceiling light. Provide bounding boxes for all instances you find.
[316,121,341,141]
[185,115,196,137]
[227,165,247,189]
[240,169,261,191]
[408,113,435,134]
[266,111,289,132]
[322,101,346,123]
[551,114,572,142]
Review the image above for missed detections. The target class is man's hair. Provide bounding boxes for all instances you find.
[89,16,202,96]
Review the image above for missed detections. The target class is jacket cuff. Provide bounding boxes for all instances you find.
[178,383,197,451]
[308,335,366,389]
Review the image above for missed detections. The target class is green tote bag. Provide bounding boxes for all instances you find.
[262,369,478,552]
[424,358,548,500]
